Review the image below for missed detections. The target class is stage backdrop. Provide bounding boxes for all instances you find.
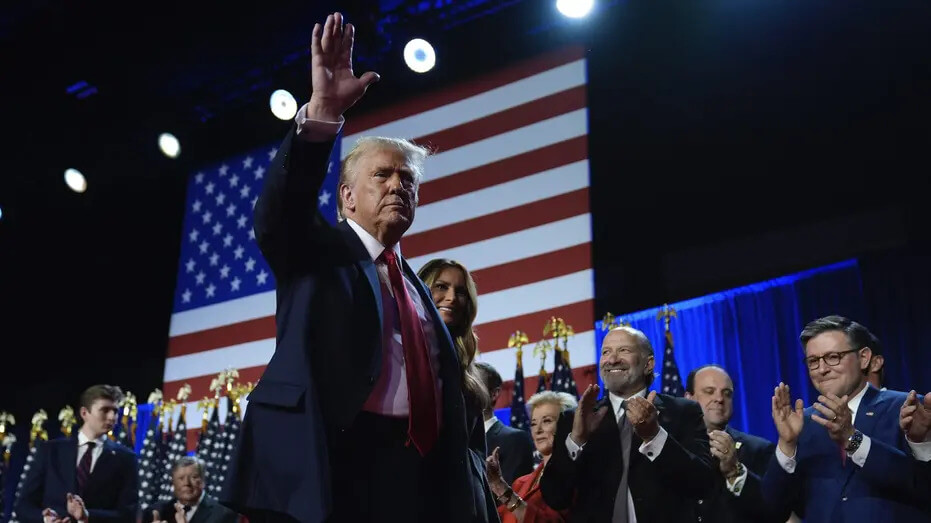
[164,47,597,448]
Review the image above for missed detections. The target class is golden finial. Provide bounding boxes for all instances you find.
[601,312,631,332]
[162,399,178,432]
[656,303,678,331]
[210,377,224,399]
[0,411,14,437]
[58,406,76,437]
[196,396,215,432]
[29,409,49,446]
[2,432,16,468]
[508,331,530,359]
[224,369,240,393]
[177,384,192,402]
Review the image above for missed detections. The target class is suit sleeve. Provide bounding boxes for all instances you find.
[86,450,139,523]
[253,126,337,277]
[14,441,50,523]
[648,400,715,497]
[501,430,535,484]
[731,441,790,523]
[858,435,930,505]
[761,445,802,518]
[539,412,579,511]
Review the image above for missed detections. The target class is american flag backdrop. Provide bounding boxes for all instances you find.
[164,47,598,447]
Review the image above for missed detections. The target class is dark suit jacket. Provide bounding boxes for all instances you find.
[143,496,239,523]
[540,393,714,522]
[696,426,786,523]
[762,386,931,522]
[14,438,138,523]
[220,128,496,523]
[487,419,535,484]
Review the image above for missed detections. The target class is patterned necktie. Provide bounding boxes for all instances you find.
[613,402,632,523]
[380,249,439,456]
[76,441,96,495]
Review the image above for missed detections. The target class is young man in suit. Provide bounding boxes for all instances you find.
[221,12,495,523]
[476,362,534,483]
[685,364,788,523]
[540,326,714,522]
[765,315,931,522]
[15,384,138,523]
[146,457,238,523]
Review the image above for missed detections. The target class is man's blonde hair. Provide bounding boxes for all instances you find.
[337,136,431,221]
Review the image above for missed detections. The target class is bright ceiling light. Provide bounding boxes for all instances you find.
[270,89,298,120]
[556,0,594,18]
[159,133,181,158]
[64,168,87,193]
[404,38,436,73]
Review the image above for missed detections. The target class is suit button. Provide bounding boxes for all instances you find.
[697,517,702,522]
[842,497,848,501]
[697,499,703,505]
[647,452,654,457]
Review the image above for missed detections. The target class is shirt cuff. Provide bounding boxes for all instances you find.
[638,426,668,461]
[907,438,931,462]
[775,445,797,474]
[849,434,872,467]
[725,463,749,496]
[295,103,344,142]
[566,434,585,461]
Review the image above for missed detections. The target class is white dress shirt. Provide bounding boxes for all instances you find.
[485,417,499,434]
[564,388,669,523]
[182,490,206,522]
[76,430,107,473]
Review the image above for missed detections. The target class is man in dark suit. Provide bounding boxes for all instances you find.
[765,315,931,522]
[15,384,138,523]
[540,326,714,522]
[221,12,495,523]
[684,364,787,523]
[145,457,238,523]
[899,389,931,513]
[476,362,534,483]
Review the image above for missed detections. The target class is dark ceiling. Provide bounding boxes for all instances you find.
[2,0,931,418]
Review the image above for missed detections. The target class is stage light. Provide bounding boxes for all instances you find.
[270,89,298,120]
[64,168,87,193]
[403,38,436,73]
[159,132,181,158]
[556,0,594,18]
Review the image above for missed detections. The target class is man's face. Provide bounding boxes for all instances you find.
[685,367,734,431]
[600,329,654,396]
[342,147,417,237]
[80,399,118,438]
[805,330,870,398]
[172,464,205,506]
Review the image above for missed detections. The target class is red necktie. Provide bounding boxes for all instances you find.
[76,441,95,495]
[381,249,439,456]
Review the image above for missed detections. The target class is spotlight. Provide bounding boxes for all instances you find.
[556,0,594,18]
[64,168,87,193]
[159,133,181,158]
[270,89,298,120]
[403,38,436,73]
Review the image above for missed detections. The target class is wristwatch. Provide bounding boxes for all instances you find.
[845,429,864,454]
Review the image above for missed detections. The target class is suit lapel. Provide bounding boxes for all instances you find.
[189,498,211,523]
[61,438,78,493]
[854,385,880,437]
[336,220,384,335]
[88,440,118,493]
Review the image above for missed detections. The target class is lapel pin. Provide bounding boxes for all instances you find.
[735,441,743,450]
[865,412,874,416]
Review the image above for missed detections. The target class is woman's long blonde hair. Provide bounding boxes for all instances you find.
[417,259,488,411]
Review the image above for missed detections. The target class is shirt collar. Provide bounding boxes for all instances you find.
[345,218,402,262]
[188,490,206,510]
[608,388,648,417]
[77,430,107,447]
[484,417,499,433]
[847,382,871,420]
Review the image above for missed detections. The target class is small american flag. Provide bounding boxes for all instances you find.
[660,329,684,397]
[509,355,530,431]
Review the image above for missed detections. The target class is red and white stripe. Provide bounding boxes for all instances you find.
[165,47,598,447]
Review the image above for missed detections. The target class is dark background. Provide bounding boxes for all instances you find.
[1,0,929,425]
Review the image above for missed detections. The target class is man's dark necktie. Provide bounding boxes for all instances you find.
[76,441,95,495]
[612,402,632,523]
[183,505,193,513]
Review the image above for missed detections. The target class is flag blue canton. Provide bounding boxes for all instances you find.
[173,136,341,312]
[509,360,530,431]
[661,330,684,397]
[551,349,579,399]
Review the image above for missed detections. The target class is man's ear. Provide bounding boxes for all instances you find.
[339,183,354,213]
[858,347,873,371]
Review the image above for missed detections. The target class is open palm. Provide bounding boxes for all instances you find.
[308,13,379,120]
[772,383,804,443]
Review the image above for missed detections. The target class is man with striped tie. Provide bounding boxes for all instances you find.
[221,11,495,523]
[15,385,139,523]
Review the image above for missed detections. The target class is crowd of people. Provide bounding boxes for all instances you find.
[13,11,931,523]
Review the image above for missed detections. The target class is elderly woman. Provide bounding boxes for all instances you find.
[486,391,577,523]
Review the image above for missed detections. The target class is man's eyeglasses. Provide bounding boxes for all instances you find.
[805,348,860,370]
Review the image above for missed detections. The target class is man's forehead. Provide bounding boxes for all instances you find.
[359,148,413,169]
[694,367,733,389]
[804,330,849,356]
[603,329,637,347]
